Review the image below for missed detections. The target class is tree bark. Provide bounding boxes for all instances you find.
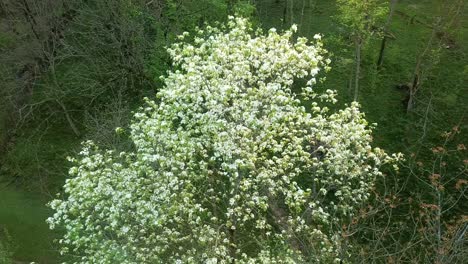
[376,36,388,69]
[282,0,287,26]
[406,73,419,112]
[377,0,398,69]
[290,0,294,25]
[407,24,437,113]
[268,195,304,254]
[300,0,305,32]
[56,99,80,137]
[227,0,235,14]
[354,37,362,102]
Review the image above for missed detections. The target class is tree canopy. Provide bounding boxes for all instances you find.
[47,17,400,263]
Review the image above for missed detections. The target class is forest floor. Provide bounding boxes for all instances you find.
[0,184,58,262]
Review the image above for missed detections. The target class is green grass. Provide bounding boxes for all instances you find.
[0,120,77,262]
[0,184,60,263]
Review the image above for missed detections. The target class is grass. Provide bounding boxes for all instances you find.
[0,184,60,263]
[0,120,77,262]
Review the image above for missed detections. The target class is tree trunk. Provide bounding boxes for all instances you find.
[354,37,362,102]
[407,24,437,112]
[377,0,398,69]
[376,35,388,69]
[227,0,235,14]
[406,74,418,112]
[228,227,236,263]
[282,1,287,26]
[56,99,80,137]
[290,0,294,25]
[268,195,304,254]
[300,0,306,32]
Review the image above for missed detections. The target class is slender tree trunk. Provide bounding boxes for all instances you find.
[300,0,306,32]
[407,24,437,112]
[290,0,294,25]
[377,0,398,69]
[376,36,387,69]
[436,191,443,263]
[268,195,304,254]
[282,0,287,26]
[227,0,235,14]
[309,0,316,10]
[354,37,362,101]
[228,227,236,263]
[56,99,80,137]
[406,73,418,112]
[406,0,463,112]
[406,94,413,113]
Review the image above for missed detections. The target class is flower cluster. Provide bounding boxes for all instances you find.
[48,17,399,263]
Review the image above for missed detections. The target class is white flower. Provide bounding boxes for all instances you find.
[291,24,298,32]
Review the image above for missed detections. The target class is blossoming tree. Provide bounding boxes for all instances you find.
[48,17,399,263]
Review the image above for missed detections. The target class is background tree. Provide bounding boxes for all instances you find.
[0,0,73,154]
[0,0,240,191]
[404,0,464,112]
[336,0,387,101]
[345,125,467,263]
